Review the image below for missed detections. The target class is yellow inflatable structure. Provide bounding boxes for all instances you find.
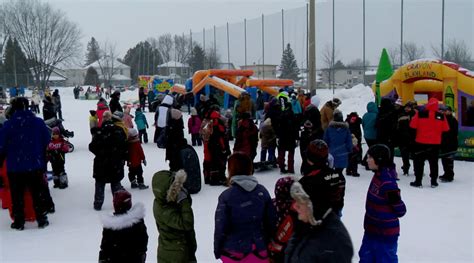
[373,59,474,160]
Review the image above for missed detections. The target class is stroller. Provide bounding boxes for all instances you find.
[44,118,74,152]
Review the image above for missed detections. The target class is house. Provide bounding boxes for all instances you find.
[216,62,236,70]
[29,66,68,87]
[240,64,278,79]
[157,61,191,84]
[62,59,132,87]
[320,68,366,88]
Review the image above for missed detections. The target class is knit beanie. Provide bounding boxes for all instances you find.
[367,144,391,168]
[113,190,132,214]
[333,109,343,122]
[306,139,329,165]
[112,111,124,120]
[51,127,61,135]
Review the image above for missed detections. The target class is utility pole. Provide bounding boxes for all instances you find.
[363,0,366,85]
[332,0,335,95]
[400,0,404,67]
[262,14,265,79]
[244,19,247,67]
[281,9,285,54]
[227,22,230,69]
[441,0,445,60]
[308,0,316,95]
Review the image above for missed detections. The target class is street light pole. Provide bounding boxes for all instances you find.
[308,0,316,95]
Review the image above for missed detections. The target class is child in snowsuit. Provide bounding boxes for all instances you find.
[127,129,148,190]
[47,127,70,189]
[188,107,202,146]
[134,108,149,143]
[233,112,258,162]
[89,110,99,136]
[346,134,361,177]
[259,117,277,167]
[99,190,148,263]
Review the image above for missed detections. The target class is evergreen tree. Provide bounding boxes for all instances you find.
[188,44,205,72]
[3,38,31,87]
[123,41,162,82]
[85,37,100,66]
[333,60,346,69]
[83,66,99,85]
[279,43,299,81]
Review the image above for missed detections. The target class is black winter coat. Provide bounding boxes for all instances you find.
[99,203,148,263]
[396,110,416,147]
[441,115,459,153]
[109,96,123,113]
[303,104,322,132]
[274,108,299,150]
[376,99,397,146]
[43,99,57,120]
[345,113,362,141]
[89,120,128,182]
[285,212,353,263]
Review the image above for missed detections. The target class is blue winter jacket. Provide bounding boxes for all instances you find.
[362,102,378,140]
[134,111,148,131]
[291,98,303,115]
[214,175,276,260]
[323,121,353,169]
[0,110,51,173]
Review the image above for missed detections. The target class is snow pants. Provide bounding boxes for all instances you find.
[413,144,439,184]
[128,166,144,184]
[359,233,398,263]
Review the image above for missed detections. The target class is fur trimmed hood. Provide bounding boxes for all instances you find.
[290,182,332,226]
[328,120,349,129]
[101,202,146,230]
[166,169,187,202]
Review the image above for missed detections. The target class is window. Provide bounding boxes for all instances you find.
[120,69,123,75]
[347,70,352,75]
[183,68,188,75]
[170,68,176,74]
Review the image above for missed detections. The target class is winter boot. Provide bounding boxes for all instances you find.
[53,175,60,188]
[402,166,410,176]
[131,180,138,189]
[431,179,439,188]
[410,181,422,188]
[37,218,49,229]
[10,221,25,231]
[138,183,149,190]
[59,173,68,189]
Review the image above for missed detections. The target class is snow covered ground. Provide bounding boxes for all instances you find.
[0,86,472,263]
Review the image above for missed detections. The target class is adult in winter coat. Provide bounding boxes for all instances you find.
[154,94,173,143]
[152,170,197,263]
[320,98,341,130]
[362,101,378,167]
[359,144,406,263]
[376,98,398,161]
[323,110,353,176]
[233,112,259,162]
[214,153,276,262]
[287,173,353,263]
[396,101,416,175]
[52,89,63,120]
[299,120,323,175]
[274,103,299,174]
[138,87,146,111]
[99,190,148,263]
[134,108,149,143]
[203,110,231,185]
[42,96,57,121]
[0,97,52,229]
[302,95,322,135]
[165,106,187,171]
[109,90,123,113]
[89,111,128,210]
[439,106,458,182]
[409,98,449,188]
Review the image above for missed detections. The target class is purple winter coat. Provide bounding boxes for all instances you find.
[188,115,202,134]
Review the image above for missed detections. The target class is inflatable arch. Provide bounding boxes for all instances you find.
[373,59,474,160]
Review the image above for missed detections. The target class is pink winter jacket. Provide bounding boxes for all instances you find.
[188,115,202,134]
[123,113,134,129]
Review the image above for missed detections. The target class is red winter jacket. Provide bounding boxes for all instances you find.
[410,98,449,145]
[128,140,145,167]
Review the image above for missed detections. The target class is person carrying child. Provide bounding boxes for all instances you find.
[134,107,149,144]
[127,128,148,190]
[99,189,148,263]
[47,127,70,189]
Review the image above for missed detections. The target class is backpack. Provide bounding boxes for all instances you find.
[199,119,214,142]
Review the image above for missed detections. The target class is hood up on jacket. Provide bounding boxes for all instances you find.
[152,169,187,203]
[311,95,321,108]
[230,175,258,192]
[425,97,440,112]
[101,202,146,230]
[366,102,378,113]
[162,94,174,106]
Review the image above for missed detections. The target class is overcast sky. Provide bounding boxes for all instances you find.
[35,0,474,68]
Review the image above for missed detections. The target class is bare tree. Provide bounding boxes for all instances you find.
[205,47,220,69]
[387,46,400,68]
[432,39,472,68]
[97,41,119,88]
[157,34,173,63]
[403,42,425,62]
[321,43,339,88]
[174,34,192,64]
[1,0,81,88]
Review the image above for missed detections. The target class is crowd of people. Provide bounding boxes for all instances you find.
[0,85,462,263]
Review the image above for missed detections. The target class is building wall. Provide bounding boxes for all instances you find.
[240,65,277,79]
[64,69,84,86]
[321,68,365,88]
